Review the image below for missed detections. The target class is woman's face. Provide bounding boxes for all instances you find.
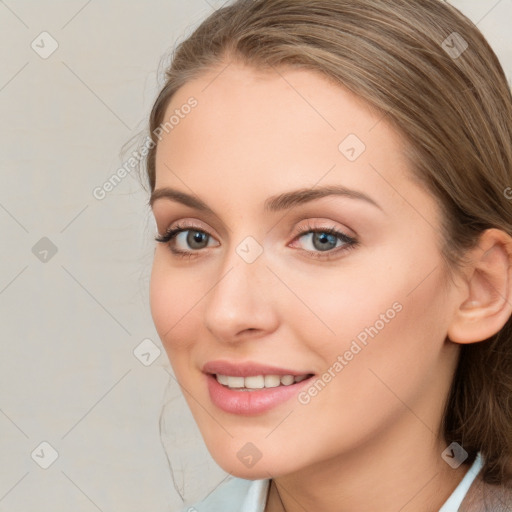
[149,61,462,478]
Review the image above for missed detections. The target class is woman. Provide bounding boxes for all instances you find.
[142,1,512,510]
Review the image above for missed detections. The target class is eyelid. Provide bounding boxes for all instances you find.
[289,219,355,240]
[156,219,216,239]
[155,219,358,259]
[156,219,351,243]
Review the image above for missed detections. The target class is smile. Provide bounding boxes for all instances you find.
[215,373,311,390]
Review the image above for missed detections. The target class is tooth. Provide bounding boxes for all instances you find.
[226,376,245,388]
[245,375,265,389]
[219,373,308,389]
[264,375,281,388]
[217,374,229,385]
[280,375,294,386]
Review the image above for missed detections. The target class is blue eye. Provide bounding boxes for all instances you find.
[155,223,358,260]
[298,231,344,252]
[290,224,358,259]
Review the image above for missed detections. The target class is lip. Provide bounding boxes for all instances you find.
[203,360,315,415]
[202,360,311,377]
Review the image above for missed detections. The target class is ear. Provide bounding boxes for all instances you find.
[447,228,512,344]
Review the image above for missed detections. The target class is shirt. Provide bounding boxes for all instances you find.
[180,452,483,512]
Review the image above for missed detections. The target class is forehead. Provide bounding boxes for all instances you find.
[162,62,389,149]
[153,62,421,216]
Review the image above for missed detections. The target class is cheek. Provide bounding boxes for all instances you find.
[319,242,446,350]
[328,264,449,407]
[273,252,408,360]
[149,253,204,353]
[276,272,451,463]
[289,241,450,402]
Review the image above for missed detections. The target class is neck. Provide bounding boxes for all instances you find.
[265,414,470,512]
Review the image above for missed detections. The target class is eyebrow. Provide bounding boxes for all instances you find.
[149,185,382,213]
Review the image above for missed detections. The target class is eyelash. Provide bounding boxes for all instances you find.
[154,221,359,261]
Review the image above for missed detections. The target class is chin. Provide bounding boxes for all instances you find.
[216,459,277,480]
[205,442,299,481]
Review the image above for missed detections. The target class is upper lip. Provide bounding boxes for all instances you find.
[202,360,313,377]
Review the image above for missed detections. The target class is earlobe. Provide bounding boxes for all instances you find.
[447,228,512,344]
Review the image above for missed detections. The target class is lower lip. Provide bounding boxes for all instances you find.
[205,373,315,415]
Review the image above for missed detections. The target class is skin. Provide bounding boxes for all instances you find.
[149,59,512,512]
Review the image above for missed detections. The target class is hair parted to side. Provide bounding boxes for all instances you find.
[142,0,512,486]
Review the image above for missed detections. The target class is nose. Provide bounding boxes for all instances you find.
[203,245,279,343]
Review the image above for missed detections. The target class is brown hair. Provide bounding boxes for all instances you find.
[141,0,512,486]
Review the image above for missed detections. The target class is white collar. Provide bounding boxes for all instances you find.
[239,453,483,512]
[438,452,483,512]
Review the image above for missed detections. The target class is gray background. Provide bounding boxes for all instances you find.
[0,1,510,511]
